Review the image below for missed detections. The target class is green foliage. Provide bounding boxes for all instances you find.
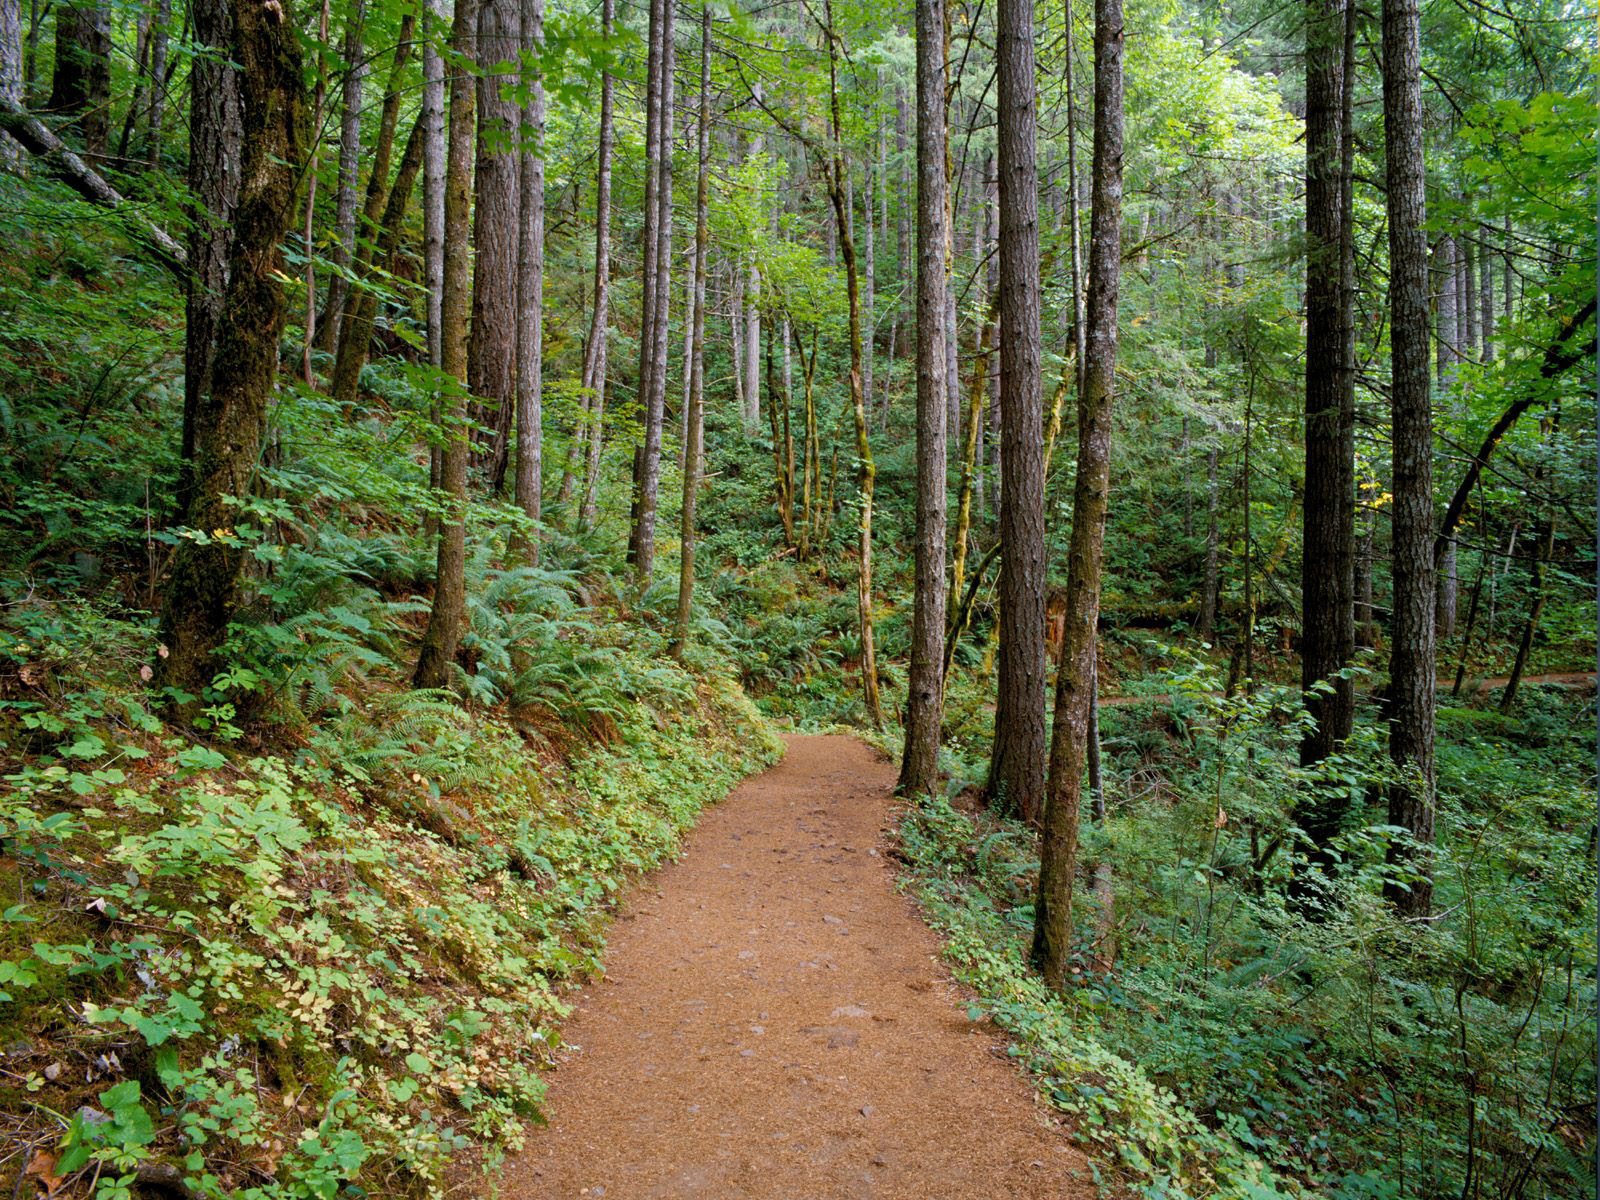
[898,668,1596,1200]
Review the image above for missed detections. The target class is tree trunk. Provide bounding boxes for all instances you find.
[1380,0,1436,917]
[1295,0,1355,874]
[1434,233,1458,388]
[743,110,762,431]
[145,0,170,165]
[319,0,366,354]
[330,13,417,405]
[671,6,711,660]
[49,3,109,158]
[862,160,875,423]
[1500,517,1555,713]
[179,0,242,517]
[0,0,18,169]
[1197,444,1219,640]
[1032,0,1122,991]
[328,113,425,406]
[629,0,674,585]
[302,0,331,385]
[513,0,546,560]
[159,0,303,695]
[821,0,882,727]
[423,0,447,369]
[765,317,795,546]
[469,0,521,488]
[414,0,479,691]
[1479,226,1495,362]
[897,0,949,798]
[986,0,1047,824]
[1064,0,1086,398]
[573,0,613,530]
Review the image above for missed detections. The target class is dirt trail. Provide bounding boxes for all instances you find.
[501,735,1088,1199]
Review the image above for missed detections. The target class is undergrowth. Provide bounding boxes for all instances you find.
[897,662,1596,1200]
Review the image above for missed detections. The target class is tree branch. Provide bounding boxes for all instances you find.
[0,97,189,280]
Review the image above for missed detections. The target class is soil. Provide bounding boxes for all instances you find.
[499,734,1090,1199]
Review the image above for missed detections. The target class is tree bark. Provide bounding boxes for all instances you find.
[144,0,170,166]
[1435,233,1458,387]
[423,0,447,369]
[574,0,614,530]
[1380,0,1436,917]
[821,0,882,727]
[470,0,521,488]
[1500,515,1555,713]
[49,2,109,158]
[0,0,18,169]
[513,0,546,560]
[178,0,242,515]
[897,0,949,797]
[415,0,479,691]
[0,95,187,272]
[328,111,425,407]
[671,5,711,660]
[986,0,1048,824]
[630,0,674,585]
[158,0,303,696]
[329,12,417,405]
[319,0,366,354]
[1032,0,1122,991]
[1295,0,1355,874]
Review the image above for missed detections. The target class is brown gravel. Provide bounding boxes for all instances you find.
[499,734,1091,1199]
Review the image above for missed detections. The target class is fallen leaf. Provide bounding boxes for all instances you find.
[24,1149,64,1196]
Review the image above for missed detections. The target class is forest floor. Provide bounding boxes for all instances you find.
[498,735,1090,1199]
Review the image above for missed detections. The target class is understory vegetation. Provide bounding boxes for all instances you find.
[899,655,1595,1200]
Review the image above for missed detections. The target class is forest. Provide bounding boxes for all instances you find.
[0,0,1593,1195]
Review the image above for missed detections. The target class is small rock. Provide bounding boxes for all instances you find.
[739,1049,755,1057]
[831,1004,870,1019]
[860,1105,876,1118]
[738,950,755,960]
[871,1154,888,1167]
[822,915,844,925]
[750,1025,765,1035]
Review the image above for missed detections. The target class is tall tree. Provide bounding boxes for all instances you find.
[986,0,1048,823]
[513,0,546,560]
[48,2,109,157]
[470,0,522,487]
[0,0,18,169]
[629,0,674,585]
[821,0,883,726]
[1032,0,1124,990]
[159,0,304,694]
[319,0,367,354]
[1296,0,1356,875]
[897,0,949,798]
[329,11,417,405]
[1379,0,1436,917]
[179,0,243,515]
[576,0,615,531]
[415,0,479,690]
[423,0,447,369]
[671,4,712,660]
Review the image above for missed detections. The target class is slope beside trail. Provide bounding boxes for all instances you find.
[500,734,1090,1199]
